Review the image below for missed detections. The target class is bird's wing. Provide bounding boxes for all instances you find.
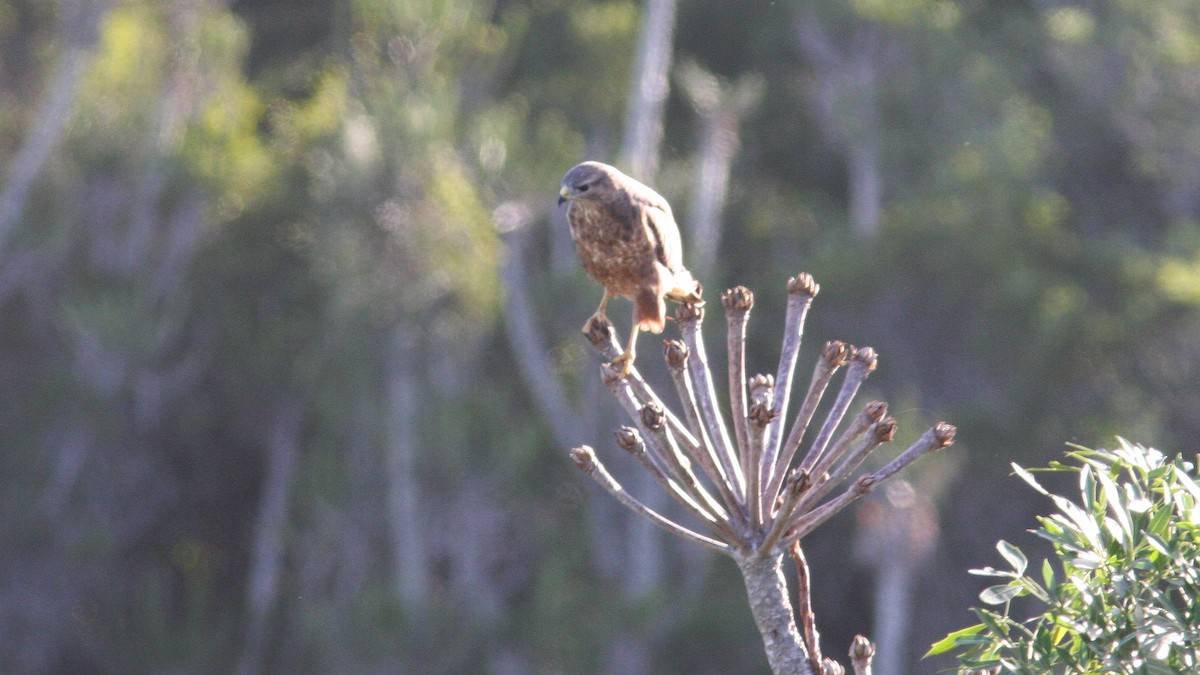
[639,198,684,273]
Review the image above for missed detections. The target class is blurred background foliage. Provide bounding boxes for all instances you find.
[2,0,1200,672]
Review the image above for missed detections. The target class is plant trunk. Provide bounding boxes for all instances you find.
[735,552,813,675]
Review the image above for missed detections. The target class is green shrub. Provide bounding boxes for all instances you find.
[929,439,1200,673]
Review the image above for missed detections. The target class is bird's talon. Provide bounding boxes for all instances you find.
[610,351,634,378]
[581,313,608,335]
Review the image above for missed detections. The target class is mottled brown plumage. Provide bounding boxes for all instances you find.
[558,161,703,375]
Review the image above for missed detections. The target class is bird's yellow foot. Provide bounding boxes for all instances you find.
[610,348,635,378]
[583,291,612,334]
[581,311,610,335]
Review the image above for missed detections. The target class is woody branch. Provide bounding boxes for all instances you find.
[570,274,955,675]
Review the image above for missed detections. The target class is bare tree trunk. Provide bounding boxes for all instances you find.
[847,138,882,238]
[794,15,888,238]
[0,0,108,260]
[678,62,765,281]
[385,324,428,607]
[238,399,304,675]
[853,481,940,675]
[689,111,737,281]
[869,559,912,675]
[736,553,813,675]
[620,0,677,180]
[498,216,587,449]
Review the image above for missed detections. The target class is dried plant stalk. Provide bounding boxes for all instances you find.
[566,274,955,674]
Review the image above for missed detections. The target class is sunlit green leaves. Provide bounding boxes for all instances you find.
[932,441,1200,672]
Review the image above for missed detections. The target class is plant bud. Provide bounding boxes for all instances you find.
[873,417,897,443]
[569,446,595,470]
[663,339,689,370]
[786,272,819,297]
[934,422,957,447]
[640,402,665,430]
[614,426,641,452]
[721,285,754,312]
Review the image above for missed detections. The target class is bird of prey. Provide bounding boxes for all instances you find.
[558,161,703,376]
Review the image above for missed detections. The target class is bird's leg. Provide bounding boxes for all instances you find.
[611,323,640,377]
[581,290,611,334]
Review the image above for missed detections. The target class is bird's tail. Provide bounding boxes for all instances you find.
[634,287,667,334]
[666,268,704,305]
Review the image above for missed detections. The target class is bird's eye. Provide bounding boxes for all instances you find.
[579,184,590,192]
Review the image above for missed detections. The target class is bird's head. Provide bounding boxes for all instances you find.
[559,161,619,206]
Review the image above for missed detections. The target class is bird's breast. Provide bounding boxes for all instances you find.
[568,202,657,297]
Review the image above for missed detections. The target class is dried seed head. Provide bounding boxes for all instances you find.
[676,301,704,323]
[822,340,850,367]
[614,426,641,452]
[873,417,898,443]
[748,373,774,393]
[748,374,776,427]
[748,402,777,427]
[787,272,819,297]
[785,468,810,496]
[640,402,665,430]
[821,658,846,675]
[569,446,595,470]
[853,346,878,372]
[849,635,876,661]
[864,400,888,422]
[663,339,689,370]
[934,422,957,447]
[721,285,754,313]
[584,315,613,346]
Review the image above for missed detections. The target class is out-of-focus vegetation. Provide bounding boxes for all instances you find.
[2,0,1200,672]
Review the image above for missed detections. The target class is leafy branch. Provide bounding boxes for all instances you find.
[929,439,1200,673]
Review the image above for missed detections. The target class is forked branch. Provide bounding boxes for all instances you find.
[565,274,956,674]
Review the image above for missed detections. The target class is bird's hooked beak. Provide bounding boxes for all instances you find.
[558,186,570,206]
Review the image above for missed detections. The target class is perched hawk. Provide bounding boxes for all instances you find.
[558,161,703,375]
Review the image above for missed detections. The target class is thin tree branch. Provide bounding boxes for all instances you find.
[798,347,877,475]
[758,468,810,555]
[571,446,730,554]
[621,0,677,179]
[585,317,702,453]
[783,423,955,545]
[767,341,850,501]
[0,0,109,261]
[807,401,888,491]
[664,339,739,508]
[499,218,587,449]
[790,417,897,524]
[762,275,819,506]
[631,397,735,533]
[747,373,775,526]
[849,635,876,675]
[724,287,755,487]
[677,303,746,502]
[238,399,303,675]
[789,543,825,675]
[614,426,740,544]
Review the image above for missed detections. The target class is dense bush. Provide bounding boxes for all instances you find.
[931,439,1200,673]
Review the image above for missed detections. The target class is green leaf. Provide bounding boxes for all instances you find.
[1096,469,1134,543]
[925,623,986,657]
[1042,558,1057,590]
[1080,463,1098,512]
[997,540,1029,575]
[981,582,1025,605]
[1013,463,1049,495]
